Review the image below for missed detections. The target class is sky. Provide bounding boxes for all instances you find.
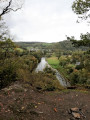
[3,0,90,43]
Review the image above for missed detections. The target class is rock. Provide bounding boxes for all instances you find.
[70,107,80,112]
[69,107,86,119]
[38,111,43,114]
[68,109,72,114]
[72,112,80,119]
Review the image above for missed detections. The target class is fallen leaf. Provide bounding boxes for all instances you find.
[54,108,57,112]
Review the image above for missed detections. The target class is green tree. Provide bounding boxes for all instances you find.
[72,0,90,20]
[67,33,90,48]
[0,38,15,58]
[0,19,16,59]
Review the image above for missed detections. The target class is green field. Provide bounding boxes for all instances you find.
[47,57,70,81]
[46,57,59,69]
[16,48,23,52]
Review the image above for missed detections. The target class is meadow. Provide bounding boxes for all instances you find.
[46,57,59,69]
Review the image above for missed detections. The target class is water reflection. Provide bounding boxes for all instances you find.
[35,57,48,72]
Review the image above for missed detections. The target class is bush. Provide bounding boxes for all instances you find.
[65,64,74,74]
[44,67,55,75]
[22,72,63,91]
[70,71,79,85]
[70,69,88,85]
[0,58,18,88]
[0,55,38,89]
[75,63,84,70]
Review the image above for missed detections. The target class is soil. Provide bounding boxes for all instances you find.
[0,81,90,120]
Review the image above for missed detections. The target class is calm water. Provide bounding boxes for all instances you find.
[35,57,48,72]
[35,57,70,87]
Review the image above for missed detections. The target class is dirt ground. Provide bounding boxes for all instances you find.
[0,82,90,120]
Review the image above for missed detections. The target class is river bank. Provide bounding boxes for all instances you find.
[36,57,70,87]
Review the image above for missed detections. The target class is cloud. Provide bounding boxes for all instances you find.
[3,0,90,42]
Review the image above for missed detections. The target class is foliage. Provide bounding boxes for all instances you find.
[59,56,68,67]
[47,51,90,86]
[44,66,56,75]
[25,72,63,91]
[0,54,39,89]
[16,40,84,54]
[72,0,90,21]
[30,51,43,62]
[70,69,88,85]
[0,38,16,59]
[67,33,90,48]
[60,52,90,85]
[0,58,18,88]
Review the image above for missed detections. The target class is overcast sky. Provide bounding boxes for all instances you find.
[4,0,90,43]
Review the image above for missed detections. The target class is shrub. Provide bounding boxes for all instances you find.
[75,63,84,70]
[70,69,88,85]
[44,67,55,75]
[0,55,38,89]
[24,72,63,91]
[0,58,18,88]
[70,71,79,85]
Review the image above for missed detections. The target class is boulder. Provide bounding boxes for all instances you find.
[72,112,80,119]
[70,107,80,112]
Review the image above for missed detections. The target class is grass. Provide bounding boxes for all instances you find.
[46,57,59,69]
[47,56,70,82]
[47,56,69,78]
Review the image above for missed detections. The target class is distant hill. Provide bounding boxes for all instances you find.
[15,40,87,52]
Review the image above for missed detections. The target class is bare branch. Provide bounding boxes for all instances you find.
[0,0,23,17]
[8,4,23,12]
[0,0,12,17]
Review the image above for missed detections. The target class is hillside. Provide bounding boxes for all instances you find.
[15,41,88,54]
[15,41,75,51]
[0,81,90,120]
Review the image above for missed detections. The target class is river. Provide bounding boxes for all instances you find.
[35,57,70,87]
